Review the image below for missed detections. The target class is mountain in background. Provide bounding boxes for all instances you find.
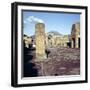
[24,31,66,39]
[47,31,63,36]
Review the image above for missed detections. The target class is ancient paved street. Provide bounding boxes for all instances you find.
[24,47,80,77]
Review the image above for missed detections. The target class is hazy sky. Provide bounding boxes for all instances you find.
[23,11,80,36]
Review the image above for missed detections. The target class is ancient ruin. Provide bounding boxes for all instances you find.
[23,22,80,50]
[35,23,46,60]
[71,23,80,48]
[45,34,70,48]
[23,22,80,77]
[23,35,32,48]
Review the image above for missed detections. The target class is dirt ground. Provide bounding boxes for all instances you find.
[24,47,80,77]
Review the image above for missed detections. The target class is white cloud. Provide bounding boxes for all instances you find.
[24,16,44,24]
[24,20,27,24]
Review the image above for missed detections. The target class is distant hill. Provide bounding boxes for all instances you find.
[24,31,68,39]
[47,31,63,36]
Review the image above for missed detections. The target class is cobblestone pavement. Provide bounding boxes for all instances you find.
[24,47,80,77]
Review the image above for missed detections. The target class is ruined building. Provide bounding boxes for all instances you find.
[71,22,80,48]
[45,34,70,48]
[23,35,32,48]
[45,22,80,48]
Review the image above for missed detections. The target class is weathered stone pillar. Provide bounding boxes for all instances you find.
[75,37,78,48]
[35,23,46,60]
[71,39,74,48]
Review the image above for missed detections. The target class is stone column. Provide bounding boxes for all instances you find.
[71,39,74,48]
[75,37,78,48]
[35,23,46,60]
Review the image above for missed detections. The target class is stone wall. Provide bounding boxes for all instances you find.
[45,35,70,48]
